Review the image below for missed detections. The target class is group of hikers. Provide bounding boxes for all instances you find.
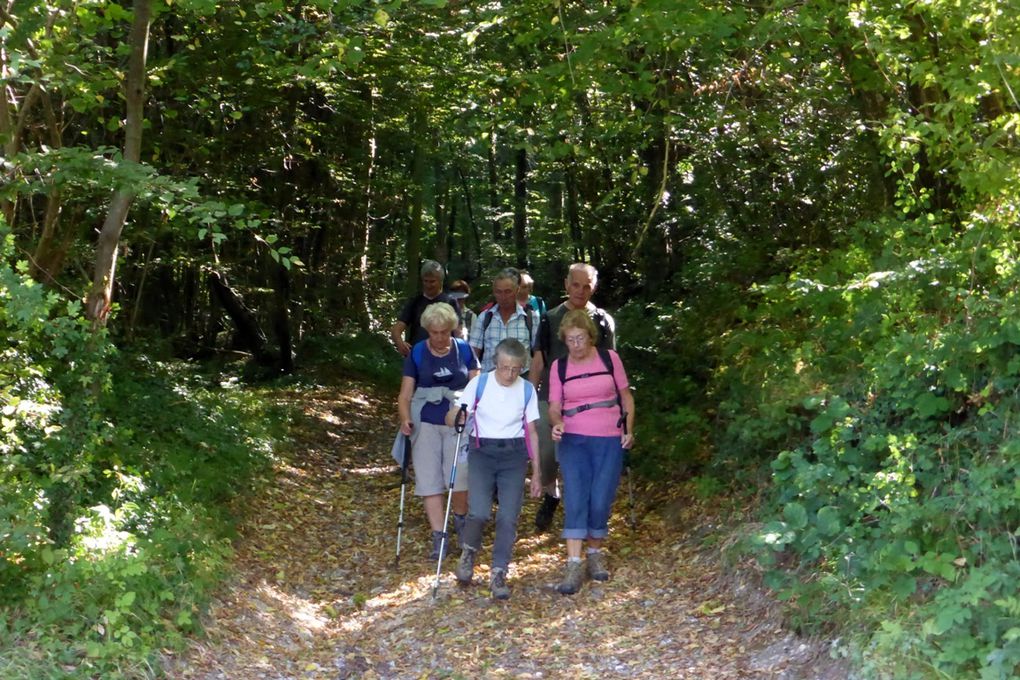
[391,260,635,600]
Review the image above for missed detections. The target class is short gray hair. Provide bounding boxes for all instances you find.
[567,262,598,289]
[494,267,520,287]
[493,338,528,367]
[420,302,458,331]
[421,259,445,280]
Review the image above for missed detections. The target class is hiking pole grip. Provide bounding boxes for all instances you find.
[454,403,468,434]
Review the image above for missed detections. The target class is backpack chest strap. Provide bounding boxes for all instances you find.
[562,398,619,418]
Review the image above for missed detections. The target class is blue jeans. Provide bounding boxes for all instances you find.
[461,438,529,570]
[557,433,624,540]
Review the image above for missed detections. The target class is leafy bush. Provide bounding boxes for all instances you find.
[718,215,1020,677]
[0,221,285,676]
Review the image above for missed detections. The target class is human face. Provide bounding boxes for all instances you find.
[426,325,452,352]
[563,327,593,361]
[421,274,443,298]
[517,279,533,303]
[564,269,594,310]
[493,277,518,312]
[494,357,524,387]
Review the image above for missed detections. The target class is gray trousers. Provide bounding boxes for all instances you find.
[461,438,529,571]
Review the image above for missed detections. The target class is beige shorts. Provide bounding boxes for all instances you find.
[411,421,469,496]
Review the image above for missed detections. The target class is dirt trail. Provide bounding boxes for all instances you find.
[165,375,846,679]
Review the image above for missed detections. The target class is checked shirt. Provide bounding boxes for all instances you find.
[468,303,538,373]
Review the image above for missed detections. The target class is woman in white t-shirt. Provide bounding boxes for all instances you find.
[447,338,542,600]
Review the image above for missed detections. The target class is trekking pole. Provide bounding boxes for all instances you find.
[621,411,637,530]
[433,404,468,599]
[394,433,412,567]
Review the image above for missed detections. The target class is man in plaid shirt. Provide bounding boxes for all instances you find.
[469,268,538,375]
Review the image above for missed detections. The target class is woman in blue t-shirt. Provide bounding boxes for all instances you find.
[397,302,480,561]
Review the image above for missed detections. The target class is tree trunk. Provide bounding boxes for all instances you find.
[566,156,583,261]
[356,86,377,332]
[513,146,529,269]
[273,263,294,373]
[457,166,481,278]
[86,0,152,328]
[405,109,427,295]
[0,41,17,226]
[207,270,272,365]
[488,129,499,240]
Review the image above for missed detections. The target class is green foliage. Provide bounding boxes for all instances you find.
[0,222,284,675]
[299,331,404,389]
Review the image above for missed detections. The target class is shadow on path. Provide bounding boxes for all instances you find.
[165,374,848,679]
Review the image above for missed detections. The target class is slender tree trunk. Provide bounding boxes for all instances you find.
[405,109,426,295]
[1,42,17,226]
[513,147,529,269]
[433,160,449,265]
[566,156,583,261]
[488,129,499,240]
[356,87,377,332]
[86,0,152,328]
[273,263,294,373]
[457,166,481,278]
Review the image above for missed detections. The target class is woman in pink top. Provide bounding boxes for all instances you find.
[548,309,635,595]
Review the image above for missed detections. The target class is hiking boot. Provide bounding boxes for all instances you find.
[429,530,449,561]
[534,494,560,532]
[556,560,585,595]
[455,547,476,585]
[586,551,610,582]
[490,568,510,600]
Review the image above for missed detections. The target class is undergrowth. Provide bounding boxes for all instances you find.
[0,225,287,677]
[636,212,1020,678]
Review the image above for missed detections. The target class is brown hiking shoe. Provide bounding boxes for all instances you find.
[556,560,584,595]
[455,547,476,585]
[490,568,510,600]
[586,551,609,581]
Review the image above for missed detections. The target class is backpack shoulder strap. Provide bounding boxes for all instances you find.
[411,341,424,371]
[481,308,495,333]
[597,347,614,377]
[592,308,608,346]
[538,311,552,360]
[472,371,489,444]
[455,338,473,367]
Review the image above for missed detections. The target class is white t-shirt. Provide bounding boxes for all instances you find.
[456,371,539,439]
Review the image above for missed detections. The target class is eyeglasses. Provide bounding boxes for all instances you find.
[496,364,523,374]
[564,335,589,346]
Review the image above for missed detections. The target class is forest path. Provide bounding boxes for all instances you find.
[167,372,844,679]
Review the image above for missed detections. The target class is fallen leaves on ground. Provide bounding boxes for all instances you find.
[164,372,847,679]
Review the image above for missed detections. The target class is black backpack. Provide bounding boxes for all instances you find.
[556,347,623,425]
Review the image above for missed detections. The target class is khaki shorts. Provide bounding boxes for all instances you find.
[411,421,469,496]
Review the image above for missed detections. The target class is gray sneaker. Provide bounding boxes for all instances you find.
[455,547,476,584]
[556,560,585,595]
[586,551,610,581]
[490,568,510,600]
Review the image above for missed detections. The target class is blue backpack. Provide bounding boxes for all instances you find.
[410,338,474,375]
